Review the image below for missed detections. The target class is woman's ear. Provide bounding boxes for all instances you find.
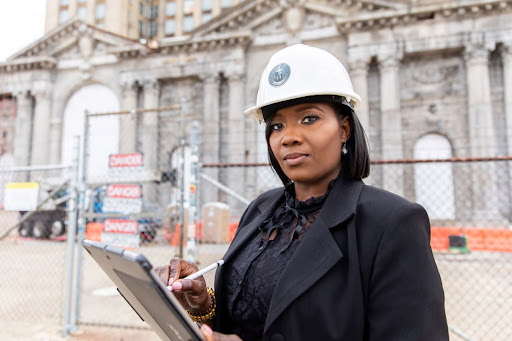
[340,116,351,141]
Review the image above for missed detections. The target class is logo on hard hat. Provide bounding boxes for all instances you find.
[269,63,291,87]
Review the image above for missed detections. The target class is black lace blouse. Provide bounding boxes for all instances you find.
[223,180,336,340]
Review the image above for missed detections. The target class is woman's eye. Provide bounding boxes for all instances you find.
[271,123,283,131]
[303,115,319,124]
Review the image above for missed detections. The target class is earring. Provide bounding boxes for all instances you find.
[341,142,348,155]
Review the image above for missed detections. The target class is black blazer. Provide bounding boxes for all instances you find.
[214,176,449,341]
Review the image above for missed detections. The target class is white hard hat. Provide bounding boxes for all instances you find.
[244,44,361,122]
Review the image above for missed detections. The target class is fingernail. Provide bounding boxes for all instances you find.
[172,281,183,290]
[168,278,174,286]
[201,324,213,335]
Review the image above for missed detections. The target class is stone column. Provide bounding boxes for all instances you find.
[378,55,404,196]
[501,43,512,220]
[227,72,246,210]
[48,96,64,166]
[119,80,138,154]
[13,90,32,168]
[142,79,160,202]
[348,58,370,131]
[227,73,245,162]
[201,74,220,204]
[30,89,52,166]
[464,42,499,220]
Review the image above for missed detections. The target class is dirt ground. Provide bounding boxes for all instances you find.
[1,210,511,340]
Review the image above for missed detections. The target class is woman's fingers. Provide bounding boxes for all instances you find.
[154,265,171,286]
[200,325,242,341]
[168,257,200,285]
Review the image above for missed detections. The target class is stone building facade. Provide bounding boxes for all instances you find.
[1,0,511,223]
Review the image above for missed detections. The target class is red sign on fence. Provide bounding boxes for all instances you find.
[109,153,143,168]
[106,184,142,199]
[104,219,138,234]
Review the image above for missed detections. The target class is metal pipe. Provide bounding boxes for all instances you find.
[199,172,251,206]
[73,110,90,327]
[62,136,80,336]
[0,164,70,172]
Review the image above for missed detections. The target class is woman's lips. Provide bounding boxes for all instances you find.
[283,153,308,166]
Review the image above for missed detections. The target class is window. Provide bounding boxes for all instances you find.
[139,20,145,36]
[149,21,157,37]
[165,19,176,35]
[59,0,70,24]
[183,0,194,14]
[96,4,106,19]
[221,0,232,8]
[78,7,87,20]
[139,2,145,15]
[202,13,212,23]
[165,2,176,16]
[59,9,69,23]
[150,5,158,18]
[414,134,455,220]
[165,1,177,37]
[183,15,194,32]
[202,0,213,11]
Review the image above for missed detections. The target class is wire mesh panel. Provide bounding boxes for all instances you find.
[203,160,512,341]
[76,105,512,341]
[372,158,512,341]
[0,167,71,332]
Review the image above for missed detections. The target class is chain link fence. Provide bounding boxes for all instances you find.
[1,122,511,340]
[0,164,73,334]
[199,158,512,341]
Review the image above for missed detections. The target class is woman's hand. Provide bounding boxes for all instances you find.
[154,257,210,314]
[200,324,242,341]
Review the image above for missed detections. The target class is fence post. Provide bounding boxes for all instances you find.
[186,121,200,262]
[62,136,80,336]
[178,100,186,258]
[73,110,89,326]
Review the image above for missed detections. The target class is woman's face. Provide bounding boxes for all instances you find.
[268,102,350,187]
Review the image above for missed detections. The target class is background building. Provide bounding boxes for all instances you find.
[1,2,512,339]
[46,0,247,41]
[1,0,512,223]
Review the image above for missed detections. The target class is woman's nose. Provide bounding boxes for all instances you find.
[281,126,303,146]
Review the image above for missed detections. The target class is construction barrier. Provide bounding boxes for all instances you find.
[431,227,512,252]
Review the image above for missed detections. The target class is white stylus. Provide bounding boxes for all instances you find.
[167,260,224,291]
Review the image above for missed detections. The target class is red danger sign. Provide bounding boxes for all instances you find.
[109,153,143,168]
[104,219,138,234]
[106,184,142,199]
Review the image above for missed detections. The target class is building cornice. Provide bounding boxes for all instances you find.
[155,32,253,55]
[0,57,57,73]
[336,0,512,32]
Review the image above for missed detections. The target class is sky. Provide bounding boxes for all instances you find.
[0,0,47,62]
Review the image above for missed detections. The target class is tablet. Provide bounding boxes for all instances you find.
[82,239,205,341]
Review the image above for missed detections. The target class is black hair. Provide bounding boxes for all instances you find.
[263,95,370,186]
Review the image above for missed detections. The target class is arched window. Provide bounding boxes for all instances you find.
[414,134,455,220]
[61,84,120,181]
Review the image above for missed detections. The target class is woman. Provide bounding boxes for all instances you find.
[156,44,449,341]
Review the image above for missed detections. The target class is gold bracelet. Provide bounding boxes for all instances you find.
[187,287,216,322]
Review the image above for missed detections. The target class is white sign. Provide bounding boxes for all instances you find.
[104,219,138,234]
[3,182,39,211]
[109,153,143,168]
[102,233,140,249]
[108,153,144,179]
[106,184,142,199]
[102,184,143,213]
[102,219,140,249]
[102,197,142,214]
